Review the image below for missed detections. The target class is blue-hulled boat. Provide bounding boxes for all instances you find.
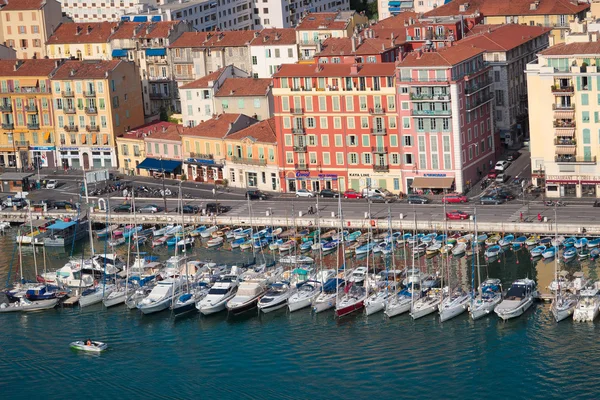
[477,234,488,244]
[397,233,412,244]
[269,238,284,251]
[574,238,588,249]
[542,246,558,259]
[407,233,425,245]
[355,242,377,256]
[234,228,252,239]
[421,233,437,244]
[588,238,600,248]
[563,248,577,262]
[122,225,142,239]
[590,248,600,260]
[300,240,314,252]
[253,239,269,250]
[563,237,576,248]
[345,231,362,242]
[485,245,502,258]
[539,237,553,246]
[166,237,178,246]
[530,245,546,258]
[322,240,339,252]
[512,236,527,249]
[252,227,272,240]
[434,234,447,244]
[231,237,246,249]
[190,225,207,237]
[25,284,62,300]
[498,235,514,247]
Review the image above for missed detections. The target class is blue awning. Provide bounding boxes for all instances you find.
[133,16,148,22]
[137,158,182,173]
[151,16,162,22]
[112,49,128,57]
[48,221,77,230]
[145,48,166,57]
[120,16,131,21]
[388,1,401,4]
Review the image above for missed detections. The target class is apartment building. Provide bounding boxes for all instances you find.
[526,40,600,198]
[224,118,280,191]
[214,78,273,121]
[424,0,589,44]
[254,0,350,29]
[46,22,117,60]
[460,24,552,146]
[140,121,184,177]
[314,34,402,64]
[272,63,399,193]
[249,28,298,78]
[58,0,157,22]
[0,0,62,59]
[295,11,368,60]
[396,45,496,194]
[0,59,60,169]
[115,126,146,176]
[51,60,144,169]
[378,0,442,21]
[179,65,248,127]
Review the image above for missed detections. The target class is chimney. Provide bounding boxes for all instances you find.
[351,35,356,52]
[111,25,118,34]
[70,68,76,76]
[358,35,363,46]
[13,60,23,71]
[162,126,167,132]
[254,31,260,38]
[75,26,82,35]
[228,122,234,131]
[417,49,423,59]
[350,63,359,75]
[229,90,234,95]
[391,32,394,47]
[86,25,92,35]
[275,33,281,41]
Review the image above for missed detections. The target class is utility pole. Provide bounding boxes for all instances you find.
[160,156,167,212]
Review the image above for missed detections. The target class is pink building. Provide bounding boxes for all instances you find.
[396,45,496,193]
[132,121,184,177]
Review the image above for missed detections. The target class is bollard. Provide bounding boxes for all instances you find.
[299,211,303,217]
[266,210,270,217]
[544,217,548,222]
[364,212,369,219]
[400,213,404,220]
[331,211,336,218]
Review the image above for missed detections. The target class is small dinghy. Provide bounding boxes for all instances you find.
[70,340,108,353]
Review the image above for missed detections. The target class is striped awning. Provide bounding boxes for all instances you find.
[555,127,575,137]
[554,111,574,119]
[555,147,576,155]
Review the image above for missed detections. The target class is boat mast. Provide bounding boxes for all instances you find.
[84,173,95,257]
[441,191,446,301]
[387,205,394,299]
[336,193,345,307]
[365,187,372,299]
[554,206,559,305]
[27,206,38,278]
[180,183,189,295]
[17,228,23,283]
[474,207,481,298]
[410,211,416,309]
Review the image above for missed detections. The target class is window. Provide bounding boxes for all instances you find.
[583,111,590,123]
[332,96,340,111]
[345,96,353,111]
[495,90,503,106]
[237,99,245,109]
[348,153,358,164]
[306,117,315,128]
[469,146,473,160]
[285,134,292,146]
[582,93,589,106]
[335,135,343,147]
[403,118,410,129]
[252,56,257,65]
[361,135,370,147]
[336,152,344,165]
[319,96,326,111]
[308,135,317,146]
[494,71,500,82]
[390,154,399,165]
[334,117,341,129]
[253,98,261,109]
[363,153,371,164]
[404,154,413,164]
[320,117,328,129]
[390,135,398,147]
[323,152,330,165]
[347,117,355,129]
[322,135,329,147]
[403,136,412,146]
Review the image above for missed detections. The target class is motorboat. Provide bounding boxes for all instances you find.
[498,235,514,247]
[335,284,367,317]
[573,288,600,322]
[426,242,442,255]
[439,288,470,322]
[269,239,284,251]
[410,289,442,320]
[108,237,126,247]
[153,225,174,237]
[322,240,339,253]
[563,237,576,248]
[312,278,343,313]
[207,236,224,248]
[412,243,428,257]
[137,278,184,315]
[571,272,589,292]
[578,249,590,260]
[0,297,59,312]
[355,242,377,256]
[384,288,419,318]
[102,283,134,308]
[401,268,427,287]
[574,238,588,249]
[69,340,108,352]
[587,238,600,248]
[258,283,294,313]
[233,228,252,239]
[176,237,195,249]
[529,245,547,258]
[226,278,267,315]
[470,278,503,320]
[172,283,210,316]
[562,248,577,262]
[484,245,502,258]
[440,243,454,255]
[485,234,500,246]
[524,236,539,246]
[421,233,437,245]
[476,234,488,244]
[551,293,578,322]
[280,255,314,265]
[79,284,115,308]
[152,236,168,247]
[278,240,296,253]
[345,231,362,243]
[197,272,240,315]
[25,284,64,301]
[396,233,412,244]
[591,248,600,260]
[200,226,218,238]
[511,236,527,249]
[542,246,557,259]
[95,224,119,238]
[348,266,368,284]
[494,279,537,320]
[548,271,571,292]
[299,240,314,252]
[451,243,467,256]
[433,234,447,244]
[122,225,142,239]
[239,240,253,250]
[231,238,246,249]
[288,281,321,312]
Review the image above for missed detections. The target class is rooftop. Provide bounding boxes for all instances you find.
[274,63,396,78]
[316,37,399,57]
[425,0,589,17]
[179,68,226,90]
[51,60,122,80]
[250,28,297,46]
[0,0,45,11]
[226,118,276,144]
[182,114,246,139]
[215,78,272,97]
[170,31,256,48]
[460,24,552,51]
[398,46,484,67]
[109,21,180,40]
[47,22,119,44]
[296,12,352,31]
[540,41,600,56]
[124,121,184,141]
[0,59,59,77]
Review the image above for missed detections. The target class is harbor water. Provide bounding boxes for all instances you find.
[1,232,600,399]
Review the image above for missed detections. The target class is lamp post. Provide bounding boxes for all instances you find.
[160,156,167,212]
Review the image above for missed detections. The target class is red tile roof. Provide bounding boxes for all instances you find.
[226,118,276,143]
[125,121,177,137]
[296,12,350,31]
[215,78,272,97]
[250,28,297,46]
[274,63,396,77]
[0,59,58,77]
[170,31,256,48]
[51,60,122,80]
[425,0,589,17]
[109,21,180,40]
[182,114,245,138]
[372,12,419,29]
[459,24,552,51]
[143,124,185,142]
[398,46,484,67]
[0,0,45,10]
[540,41,600,56]
[47,22,118,44]
[316,37,399,57]
[179,68,226,90]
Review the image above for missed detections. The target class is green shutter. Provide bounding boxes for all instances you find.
[596,77,600,91]
[582,94,589,105]
[595,112,599,123]
[577,77,582,90]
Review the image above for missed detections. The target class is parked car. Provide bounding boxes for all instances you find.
[446,210,469,220]
[368,194,396,203]
[496,191,516,201]
[407,194,430,204]
[138,204,163,213]
[442,193,468,204]
[206,202,230,214]
[319,189,339,198]
[295,189,315,198]
[480,195,506,205]
[2,197,26,208]
[362,187,395,198]
[487,170,498,179]
[52,201,76,210]
[343,189,363,199]
[246,190,268,200]
[495,160,510,171]
[506,152,519,162]
[113,203,133,213]
[46,179,58,189]
[176,205,199,214]
[495,174,508,184]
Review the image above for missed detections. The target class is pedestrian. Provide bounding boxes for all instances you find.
[520,212,523,222]
[537,213,542,222]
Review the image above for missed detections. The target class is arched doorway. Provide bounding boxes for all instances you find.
[82,153,89,170]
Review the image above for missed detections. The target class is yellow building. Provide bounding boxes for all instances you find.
[526,40,600,198]
[424,0,589,44]
[224,118,280,191]
[51,60,144,170]
[0,0,62,59]
[115,131,145,176]
[46,22,116,60]
[0,59,60,169]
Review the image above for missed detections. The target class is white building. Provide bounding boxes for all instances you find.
[249,28,298,78]
[179,65,248,127]
[253,0,350,28]
[377,0,440,21]
[58,0,158,22]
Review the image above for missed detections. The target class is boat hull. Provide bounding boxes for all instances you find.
[495,298,533,321]
[79,287,113,308]
[469,297,502,320]
[364,299,386,315]
[553,304,575,322]
[312,295,336,313]
[102,290,128,308]
[573,306,599,322]
[288,294,317,312]
[410,300,441,320]
[198,296,234,315]
[258,298,289,313]
[384,298,412,318]
[335,299,364,317]
[138,298,172,315]
[439,301,469,322]
[227,297,260,315]
[172,299,198,316]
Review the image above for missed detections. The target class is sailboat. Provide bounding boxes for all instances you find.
[551,207,577,322]
[365,206,394,315]
[411,210,441,320]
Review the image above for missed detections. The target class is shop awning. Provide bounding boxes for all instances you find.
[145,48,166,57]
[556,147,576,155]
[48,220,77,230]
[411,176,454,189]
[111,49,128,57]
[137,157,182,172]
[20,79,38,87]
[121,16,131,21]
[133,16,148,22]
[555,128,575,137]
[185,157,222,167]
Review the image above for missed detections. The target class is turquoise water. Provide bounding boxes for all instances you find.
[1,233,599,399]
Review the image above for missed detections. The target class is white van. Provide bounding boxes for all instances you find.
[362,188,395,199]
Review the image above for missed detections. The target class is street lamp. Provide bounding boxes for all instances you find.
[160,156,167,212]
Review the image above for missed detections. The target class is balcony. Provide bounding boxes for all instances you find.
[62,91,75,98]
[25,105,37,113]
[64,107,76,114]
[410,93,451,101]
[2,122,14,130]
[371,146,388,154]
[411,109,452,116]
[0,104,12,112]
[231,156,267,166]
[27,123,40,130]
[291,108,304,115]
[63,125,79,133]
[189,152,213,159]
[369,107,385,115]
[293,145,307,153]
[373,164,389,172]
[466,93,493,111]
[292,127,305,134]
[464,78,493,95]
[553,120,575,128]
[371,128,387,135]
[149,92,169,100]
[85,107,98,115]
[552,103,575,111]
[555,155,596,164]
[14,140,29,147]
[86,125,100,132]
[148,76,170,83]
[294,163,309,171]
[84,90,96,97]
[553,104,575,120]
[551,85,574,95]
[554,138,576,146]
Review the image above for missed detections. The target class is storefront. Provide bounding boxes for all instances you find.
[138,157,183,178]
[546,179,580,198]
[185,157,222,183]
[409,175,455,195]
[285,171,340,193]
[347,172,401,193]
[0,172,34,192]
[58,146,115,170]
[30,146,56,168]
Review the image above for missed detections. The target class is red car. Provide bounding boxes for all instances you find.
[487,170,498,179]
[343,189,363,199]
[442,193,468,204]
[446,210,469,220]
